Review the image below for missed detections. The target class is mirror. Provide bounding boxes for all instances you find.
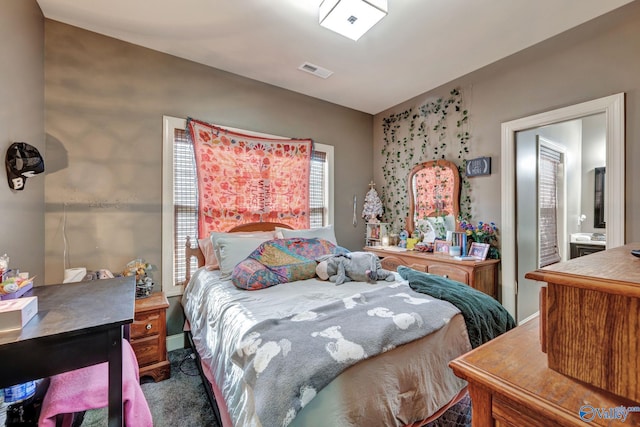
[407,160,460,234]
[594,167,605,228]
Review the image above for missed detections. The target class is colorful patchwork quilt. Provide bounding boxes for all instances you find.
[231,238,348,290]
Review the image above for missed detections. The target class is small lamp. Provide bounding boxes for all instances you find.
[381,235,390,246]
[319,0,388,41]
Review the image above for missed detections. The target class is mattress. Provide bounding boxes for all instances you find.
[182,268,471,427]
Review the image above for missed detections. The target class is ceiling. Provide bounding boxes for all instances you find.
[36,0,634,115]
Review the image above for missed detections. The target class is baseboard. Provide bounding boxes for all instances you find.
[518,311,539,326]
[167,333,185,352]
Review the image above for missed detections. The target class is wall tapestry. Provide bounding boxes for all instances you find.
[187,118,312,236]
[381,88,472,232]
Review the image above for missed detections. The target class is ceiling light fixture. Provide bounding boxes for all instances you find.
[319,0,388,41]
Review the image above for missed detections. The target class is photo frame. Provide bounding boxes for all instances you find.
[469,242,490,260]
[434,239,451,255]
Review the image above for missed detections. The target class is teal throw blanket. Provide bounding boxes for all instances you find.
[398,266,516,348]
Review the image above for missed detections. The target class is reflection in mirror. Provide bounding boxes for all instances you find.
[594,167,605,228]
[407,160,460,234]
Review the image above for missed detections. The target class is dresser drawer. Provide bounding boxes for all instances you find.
[493,395,548,426]
[427,264,469,284]
[131,334,163,366]
[131,312,162,339]
[132,292,170,381]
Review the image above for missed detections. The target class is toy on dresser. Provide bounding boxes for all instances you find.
[398,230,409,248]
[0,254,34,300]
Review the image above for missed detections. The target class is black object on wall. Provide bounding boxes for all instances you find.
[5,142,44,190]
[465,157,491,177]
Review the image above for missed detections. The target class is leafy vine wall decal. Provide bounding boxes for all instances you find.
[381,88,472,232]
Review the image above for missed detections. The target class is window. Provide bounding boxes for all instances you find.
[537,142,564,268]
[162,116,333,296]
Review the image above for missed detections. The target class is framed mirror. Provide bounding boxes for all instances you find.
[407,160,460,234]
[594,167,605,228]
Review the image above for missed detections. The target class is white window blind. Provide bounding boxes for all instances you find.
[538,145,562,268]
[173,128,198,287]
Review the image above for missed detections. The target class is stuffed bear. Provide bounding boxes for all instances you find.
[316,252,395,285]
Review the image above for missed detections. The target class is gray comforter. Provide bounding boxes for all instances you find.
[231,281,461,427]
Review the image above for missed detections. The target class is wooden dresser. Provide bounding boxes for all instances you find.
[364,246,500,299]
[131,292,170,382]
[451,244,640,426]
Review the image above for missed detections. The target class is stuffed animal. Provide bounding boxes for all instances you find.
[398,230,409,248]
[316,252,395,285]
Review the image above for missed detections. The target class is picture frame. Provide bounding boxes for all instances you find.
[469,242,490,260]
[434,239,451,255]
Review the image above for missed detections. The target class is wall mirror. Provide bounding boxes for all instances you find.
[594,166,605,228]
[407,160,460,234]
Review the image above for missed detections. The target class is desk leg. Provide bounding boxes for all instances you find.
[107,328,124,427]
[468,383,493,427]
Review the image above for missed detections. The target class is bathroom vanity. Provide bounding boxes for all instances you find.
[569,233,605,259]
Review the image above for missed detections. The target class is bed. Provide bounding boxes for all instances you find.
[181,222,511,427]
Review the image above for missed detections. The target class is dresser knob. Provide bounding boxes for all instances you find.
[146,324,152,330]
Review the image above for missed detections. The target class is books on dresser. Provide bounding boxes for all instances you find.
[0,296,38,331]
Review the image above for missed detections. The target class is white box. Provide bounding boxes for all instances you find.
[0,296,38,331]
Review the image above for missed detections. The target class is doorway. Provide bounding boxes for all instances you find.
[500,93,625,322]
[516,134,569,322]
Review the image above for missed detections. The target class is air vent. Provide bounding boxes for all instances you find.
[298,62,333,79]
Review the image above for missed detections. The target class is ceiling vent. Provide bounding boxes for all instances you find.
[298,62,333,79]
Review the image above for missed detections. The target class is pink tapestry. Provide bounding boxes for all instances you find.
[187,118,312,236]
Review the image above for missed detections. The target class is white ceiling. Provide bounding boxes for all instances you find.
[36,0,634,115]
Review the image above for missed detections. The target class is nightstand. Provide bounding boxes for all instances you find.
[131,292,170,382]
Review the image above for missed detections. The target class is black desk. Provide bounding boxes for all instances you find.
[0,277,135,427]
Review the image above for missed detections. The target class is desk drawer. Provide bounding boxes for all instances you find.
[131,334,162,366]
[131,312,162,339]
[427,264,469,284]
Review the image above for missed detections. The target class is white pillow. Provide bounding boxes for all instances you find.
[209,231,275,266]
[215,236,271,280]
[275,225,337,245]
[198,237,219,270]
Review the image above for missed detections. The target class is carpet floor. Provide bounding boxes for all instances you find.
[80,348,219,427]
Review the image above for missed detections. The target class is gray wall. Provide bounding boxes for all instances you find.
[43,21,373,334]
[0,1,45,283]
[7,0,640,337]
[373,1,640,245]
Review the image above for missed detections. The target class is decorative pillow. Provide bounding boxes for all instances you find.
[232,237,347,290]
[215,236,272,280]
[210,230,275,267]
[198,238,219,270]
[232,258,288,291]
[275,225,337,245]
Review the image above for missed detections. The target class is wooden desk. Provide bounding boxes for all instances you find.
[450,317,640,426]
[0,277,135,427]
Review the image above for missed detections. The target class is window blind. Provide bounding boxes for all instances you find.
[174,128,198,286]
[309,150,326,228]
[538,145,562,268]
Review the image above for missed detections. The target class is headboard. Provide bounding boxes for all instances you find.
[184,221,293,284]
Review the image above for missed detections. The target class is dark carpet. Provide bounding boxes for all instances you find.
[81,348,219,427]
